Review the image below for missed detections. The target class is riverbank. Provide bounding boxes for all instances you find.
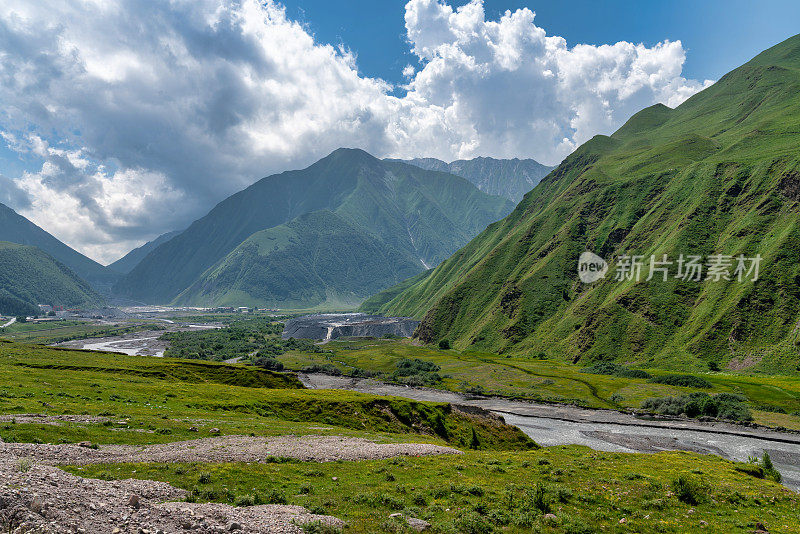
[300,373,800,490]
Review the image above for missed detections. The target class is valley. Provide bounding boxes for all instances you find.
[1,22,800,534]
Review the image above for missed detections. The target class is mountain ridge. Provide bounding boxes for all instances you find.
[115,148,513,307]
[0,241,103,315]
[364,33,800,373]
[388,156,554,203]
[0,203,118,292]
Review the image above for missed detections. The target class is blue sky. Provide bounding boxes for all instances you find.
[286,0,800,85]
[1,0,798,262]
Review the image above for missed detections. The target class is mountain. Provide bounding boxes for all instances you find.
[108,230,183,274]
[0,242,103,315]
[0,202,119,292]
[390,157,554,203]
[364,35,800,372]
[115,148,514,307]
[174,210,423,308]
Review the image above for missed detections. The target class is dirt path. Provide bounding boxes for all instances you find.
[1,434,461,466]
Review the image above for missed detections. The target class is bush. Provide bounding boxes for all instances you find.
[648,374,712,388]
[581,362,651,379]
[393,358,441,386]
[438,339,451,350]
[529,484,550,514]
[748,452,782,483]
[671,474,706,505]
[234,494,255,506]
[453,512,493,534]
[253,356,284,371]
[641,392,751,421]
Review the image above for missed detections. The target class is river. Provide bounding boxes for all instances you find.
[300,373,800,490]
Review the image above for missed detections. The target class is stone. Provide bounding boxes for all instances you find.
[227,523,242,531]
[209,428,220,434]
[405,517,431,532]
[30,496,44,514]
[188,427,198,432]
[127,494,140,509]
[77,441,93,448]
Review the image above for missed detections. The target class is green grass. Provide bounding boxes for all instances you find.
[2,341,797,533]
[67,446,800,533]
[0,320,164,344]
[0,342,532,450]
[364,34,800,374]
[282,338,800,429]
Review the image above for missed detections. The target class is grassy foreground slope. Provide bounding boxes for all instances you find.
[74,448,798,534]
[0,341,532,450]
[0,242,103,315]
[0,342,792,533]
[369,34,800,372]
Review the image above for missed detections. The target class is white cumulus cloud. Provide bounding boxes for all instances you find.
[0,0,712,263]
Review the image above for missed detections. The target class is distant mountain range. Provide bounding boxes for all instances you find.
[389,157,553,203]
[363,34,800,373]
[0,241,102,315]
[108,230,183,274]
[114,148,514,308]
[0,202,119,293]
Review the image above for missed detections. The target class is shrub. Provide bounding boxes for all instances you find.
[198,472,211,484]
[453,512,493,534]
[581,362,651,379]
[671,475,706,505]
[748,452,782,483]
[641,392,752,421]
[301,364,341,376]
[253,356,284,371]
[469,427,481,450]
[438,339,451,350]
[529,484,550,514]
[301,521,342,534]
[234,494,255,506]
[263,488,288,504]
[648,374,712,388]
[393,358,442,386]
[15,458,32,472]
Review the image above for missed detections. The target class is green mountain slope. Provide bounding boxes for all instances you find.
[0,203,119,291]
[367,34,800,372]
[108,230,183,274]
[115,149,513,305]
[0,242,103,315]
[391,157,553,203]
[174,210,423,308]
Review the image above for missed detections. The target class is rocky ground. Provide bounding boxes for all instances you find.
[0,434,458,532]
[1,434,461,465]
